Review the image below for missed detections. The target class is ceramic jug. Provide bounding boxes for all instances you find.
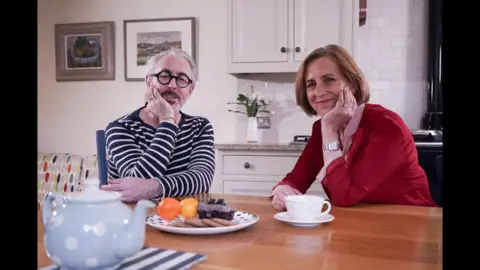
[42,179,155,269]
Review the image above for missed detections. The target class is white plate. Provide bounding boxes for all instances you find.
[146,211,260,235]
[273,212,334,227]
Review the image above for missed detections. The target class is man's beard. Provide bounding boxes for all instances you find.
[160,89,180,105]
[145,89,180,104]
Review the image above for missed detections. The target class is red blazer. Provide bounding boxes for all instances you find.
[274,104,437,207]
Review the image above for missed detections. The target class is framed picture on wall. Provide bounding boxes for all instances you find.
[123,17,196,81]
[54,21,116,82]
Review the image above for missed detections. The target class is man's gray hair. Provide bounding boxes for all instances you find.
[145,48,198,85]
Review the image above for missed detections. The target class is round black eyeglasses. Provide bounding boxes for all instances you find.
[149,70,192,88]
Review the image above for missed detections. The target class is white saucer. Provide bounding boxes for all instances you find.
[273,212,334,227]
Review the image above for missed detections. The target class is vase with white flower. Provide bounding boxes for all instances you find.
[227,85,271,143]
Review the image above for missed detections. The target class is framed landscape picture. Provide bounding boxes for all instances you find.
[54,21,115,82]
[123,17,196,81]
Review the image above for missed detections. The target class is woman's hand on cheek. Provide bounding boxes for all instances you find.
[321,85,357,131]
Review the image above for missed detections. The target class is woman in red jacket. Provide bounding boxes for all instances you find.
[271,44,437,210]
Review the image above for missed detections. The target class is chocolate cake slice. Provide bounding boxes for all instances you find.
[198,201,236,221]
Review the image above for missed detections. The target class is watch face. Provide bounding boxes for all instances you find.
[325,141,340,151]
[330,142,339,150]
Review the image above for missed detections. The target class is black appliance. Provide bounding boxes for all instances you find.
[422,0,443,131]
[412,130,443,206]
[416,0,443,206]
[290,135,310,145]
[411,130,442,142]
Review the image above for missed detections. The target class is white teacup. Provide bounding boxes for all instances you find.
[285,195,332,221]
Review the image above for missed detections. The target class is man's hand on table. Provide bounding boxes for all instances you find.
[101,177,162,202]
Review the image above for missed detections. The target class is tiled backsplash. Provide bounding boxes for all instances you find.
[233,0,428,143]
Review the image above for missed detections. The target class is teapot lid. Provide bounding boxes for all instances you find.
[66,179,121,202]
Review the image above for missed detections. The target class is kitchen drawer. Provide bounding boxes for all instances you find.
[223,181,327,197]
[222,155,298,176]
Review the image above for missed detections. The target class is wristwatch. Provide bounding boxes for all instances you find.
[323,141,341,151]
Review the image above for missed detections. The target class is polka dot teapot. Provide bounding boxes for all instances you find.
[42,178,155,269]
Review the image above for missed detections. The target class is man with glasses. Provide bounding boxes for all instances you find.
[101,48,215,202]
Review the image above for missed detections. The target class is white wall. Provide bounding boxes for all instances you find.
[38,0,237,155]
[356,0,428,130]
[38,0,428,154]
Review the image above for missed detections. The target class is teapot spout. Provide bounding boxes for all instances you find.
[114,200,156,259]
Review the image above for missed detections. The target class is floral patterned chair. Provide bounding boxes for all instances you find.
[80,154,100,184]
[37,153,83,204]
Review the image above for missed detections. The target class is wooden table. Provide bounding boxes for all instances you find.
[37,194,442,270]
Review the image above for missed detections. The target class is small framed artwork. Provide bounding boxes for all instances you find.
[54,21,115,82]
[123,17,196,81]
[257,117,272,129]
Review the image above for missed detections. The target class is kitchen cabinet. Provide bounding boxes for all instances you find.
[227,0,358,73]
[211,147,328,198]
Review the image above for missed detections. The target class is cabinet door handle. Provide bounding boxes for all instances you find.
[295,47,301,53]
[280,47,286,53]
[244,162,251,169]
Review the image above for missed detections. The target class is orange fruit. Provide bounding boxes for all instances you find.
[180,198,199,218]
[157,197,182,221]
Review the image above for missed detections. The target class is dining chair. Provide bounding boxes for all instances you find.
[96,130,108,186]
[79,154,99,187]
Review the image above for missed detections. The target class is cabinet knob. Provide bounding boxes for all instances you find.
[244,162,251,169]
[280,47,286,53]
[295,47,301,52]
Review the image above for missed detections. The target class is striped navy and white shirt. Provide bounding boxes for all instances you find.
[105,106,215,198]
